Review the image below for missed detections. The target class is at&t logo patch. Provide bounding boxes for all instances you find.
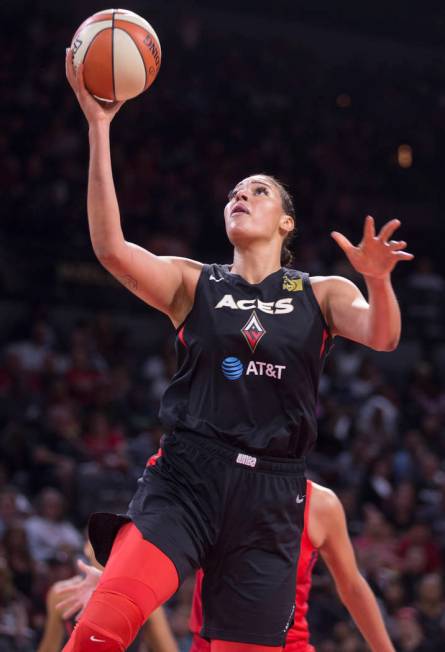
[221,357,244,380]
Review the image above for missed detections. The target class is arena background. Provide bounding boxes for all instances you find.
[1,1,445,650]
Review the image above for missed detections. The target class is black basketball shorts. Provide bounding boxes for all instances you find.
[89,431,306,646]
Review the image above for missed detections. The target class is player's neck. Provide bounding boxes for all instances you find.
[231,245,282,285]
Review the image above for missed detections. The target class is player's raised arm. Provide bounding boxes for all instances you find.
[312,215,413,351]
[317,491,396,652]
[65,50,202,326]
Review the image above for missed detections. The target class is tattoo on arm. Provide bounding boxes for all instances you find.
[120,275,138,290]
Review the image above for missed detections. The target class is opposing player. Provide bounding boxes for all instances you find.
[64,49,412,652]
[190,480,396,652]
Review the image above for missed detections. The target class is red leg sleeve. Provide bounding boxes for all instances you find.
[62,523,179,651]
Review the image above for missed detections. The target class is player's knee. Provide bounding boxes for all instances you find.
[84,584,149,644]
[64,581,154,651]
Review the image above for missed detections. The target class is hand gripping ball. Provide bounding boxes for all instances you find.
[71,8,161,101]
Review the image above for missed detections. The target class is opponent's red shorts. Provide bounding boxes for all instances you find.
[190,634,210,652]
[190,633,316,652]
[285,642,315,652]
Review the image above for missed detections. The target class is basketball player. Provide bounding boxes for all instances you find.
[64,50,412,652]
[190,480,396,652]
[50,481,396,652]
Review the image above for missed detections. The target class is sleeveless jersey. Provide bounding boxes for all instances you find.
[160,265,330,458]
[189,480,318,651]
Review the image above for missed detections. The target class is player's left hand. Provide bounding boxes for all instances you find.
[331,215,414,279]
[53,560,102,620]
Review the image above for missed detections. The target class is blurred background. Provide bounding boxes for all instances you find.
[1,1,445,650]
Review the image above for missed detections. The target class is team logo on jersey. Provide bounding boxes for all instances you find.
[215,294,294,314]
[282,275,303,292]
[221,357,286,380]
[241,311,266,353]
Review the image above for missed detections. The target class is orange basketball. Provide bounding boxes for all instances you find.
[71,8,161,102]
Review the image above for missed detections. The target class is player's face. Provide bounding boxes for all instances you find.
[224,175,293,247]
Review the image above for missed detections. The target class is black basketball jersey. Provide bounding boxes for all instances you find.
[159,264,331,458]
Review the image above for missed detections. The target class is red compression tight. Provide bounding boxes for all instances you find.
[62,523,179,651]
[211,642,283,651]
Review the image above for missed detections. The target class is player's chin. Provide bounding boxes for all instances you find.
[226,225,254,247]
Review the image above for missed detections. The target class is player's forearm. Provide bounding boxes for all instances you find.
[338,575,395,652]
[363,274,400,351]
[145,607,179,652]
[36,620,64,652]
[36,636,62,652]
[87,122,126,260]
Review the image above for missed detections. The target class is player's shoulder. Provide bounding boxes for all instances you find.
[309,275,360,308]
[308,483,347,547]
[309,275,356,289]
[310,274,342,282]
[310,482,344,521]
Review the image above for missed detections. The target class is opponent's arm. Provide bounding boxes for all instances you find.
[65,50,201,326]
[144,606,179,652]
[318,493,396,652]
[312,216,413,351]
[36,582,70,652]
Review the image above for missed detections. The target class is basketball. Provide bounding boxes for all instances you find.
[70,8,161,102]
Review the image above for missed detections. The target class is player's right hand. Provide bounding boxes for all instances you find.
[65,49,125,125]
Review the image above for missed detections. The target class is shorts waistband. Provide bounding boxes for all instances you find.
[167,431,306,475]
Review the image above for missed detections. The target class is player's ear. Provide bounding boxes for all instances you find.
[280,215,294,235]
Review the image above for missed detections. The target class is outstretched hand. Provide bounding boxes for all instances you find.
[65,49,125,125]
[53,559,102,620]
[331,215,414,279]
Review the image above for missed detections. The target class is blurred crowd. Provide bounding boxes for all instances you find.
[2,3,445,303]
[1,2,445,651]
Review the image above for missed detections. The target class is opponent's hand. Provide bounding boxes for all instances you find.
[53,560,102,620]
[65,49,125,125]
[331,215,414,280]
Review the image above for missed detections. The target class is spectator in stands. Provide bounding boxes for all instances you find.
[0,558,33,652]
[24,489,82,563]
[1,523,36,599]
[415,573,445,647]
[394,607,436,652]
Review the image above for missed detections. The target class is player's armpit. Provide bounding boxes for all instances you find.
[97,244,203,326]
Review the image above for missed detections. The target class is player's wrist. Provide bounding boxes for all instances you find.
[88,117,112,131]
[363,271,392,285]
